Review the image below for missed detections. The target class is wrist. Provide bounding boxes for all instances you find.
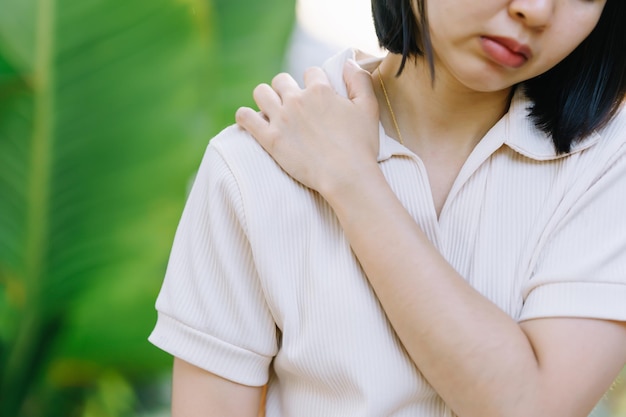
[318,161,388,209]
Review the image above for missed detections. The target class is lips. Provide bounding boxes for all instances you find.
[480,36,532,68]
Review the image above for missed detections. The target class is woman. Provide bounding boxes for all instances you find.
[150,0,626,416]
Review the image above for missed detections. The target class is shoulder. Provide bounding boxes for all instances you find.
[597,100,626,148]
[202,124,317,216]
[588,101,626,171]
[203,123,302,188]
[320,48,383,97]
[208,123,266,158]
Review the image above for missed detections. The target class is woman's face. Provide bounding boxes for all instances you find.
[423,0,607,92]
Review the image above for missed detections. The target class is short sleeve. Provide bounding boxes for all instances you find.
[520,148,626,322]
[148,142,278,386]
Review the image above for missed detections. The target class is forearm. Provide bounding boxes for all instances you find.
[322,168,545,417]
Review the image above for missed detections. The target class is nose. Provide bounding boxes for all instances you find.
[509,0,555,29]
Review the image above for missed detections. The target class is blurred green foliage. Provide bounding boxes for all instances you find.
[608,371,626,417]
[0,0,294,415]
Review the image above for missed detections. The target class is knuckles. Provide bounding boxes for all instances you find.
[272,72,295,87]
[253,83,273,104]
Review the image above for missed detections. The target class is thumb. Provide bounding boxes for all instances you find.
[343,59,377,106]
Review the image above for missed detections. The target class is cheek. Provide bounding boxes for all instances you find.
[567,8,605,49]
[542,14,601,67]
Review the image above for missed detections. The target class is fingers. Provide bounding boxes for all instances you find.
[253,83,281,117]
[271,72,301,100]
[343,59,377,107]
[255,73,302,122]
[235,106,269,140]
[302,66,332,89]
[239,62,369,136]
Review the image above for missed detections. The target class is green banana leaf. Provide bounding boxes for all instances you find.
[0,0,294,415]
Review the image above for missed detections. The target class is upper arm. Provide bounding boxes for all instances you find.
[172,358,264,417]
[150,144,277,387]
[520,317,626,417]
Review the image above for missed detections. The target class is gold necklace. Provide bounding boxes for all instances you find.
[377,70,405,145]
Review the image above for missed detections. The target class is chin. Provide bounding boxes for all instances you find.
[445,60,518,93]
[460,68,522,93]
[460,78,516,94]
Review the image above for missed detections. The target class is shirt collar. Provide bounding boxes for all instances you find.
[503,89,601,161]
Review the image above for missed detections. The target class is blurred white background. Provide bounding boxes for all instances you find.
[286,0,385,83]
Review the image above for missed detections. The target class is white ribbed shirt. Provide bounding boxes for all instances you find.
[149,49,626,416]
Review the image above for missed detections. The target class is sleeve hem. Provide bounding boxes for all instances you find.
[148,312,272,386]
[519,282,626,322]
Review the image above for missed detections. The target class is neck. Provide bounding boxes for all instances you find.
[376,54,512,156]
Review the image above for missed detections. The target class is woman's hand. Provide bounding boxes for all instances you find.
[235,60,380,196]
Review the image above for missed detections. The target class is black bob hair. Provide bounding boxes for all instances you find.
[371,0,626,154]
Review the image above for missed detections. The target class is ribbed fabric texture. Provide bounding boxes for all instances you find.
[149,49,626,416]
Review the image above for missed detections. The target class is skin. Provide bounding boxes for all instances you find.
[174,0,626,416]
[171,358,264,417]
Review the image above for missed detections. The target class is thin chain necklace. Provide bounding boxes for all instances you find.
[377,70,405,145]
